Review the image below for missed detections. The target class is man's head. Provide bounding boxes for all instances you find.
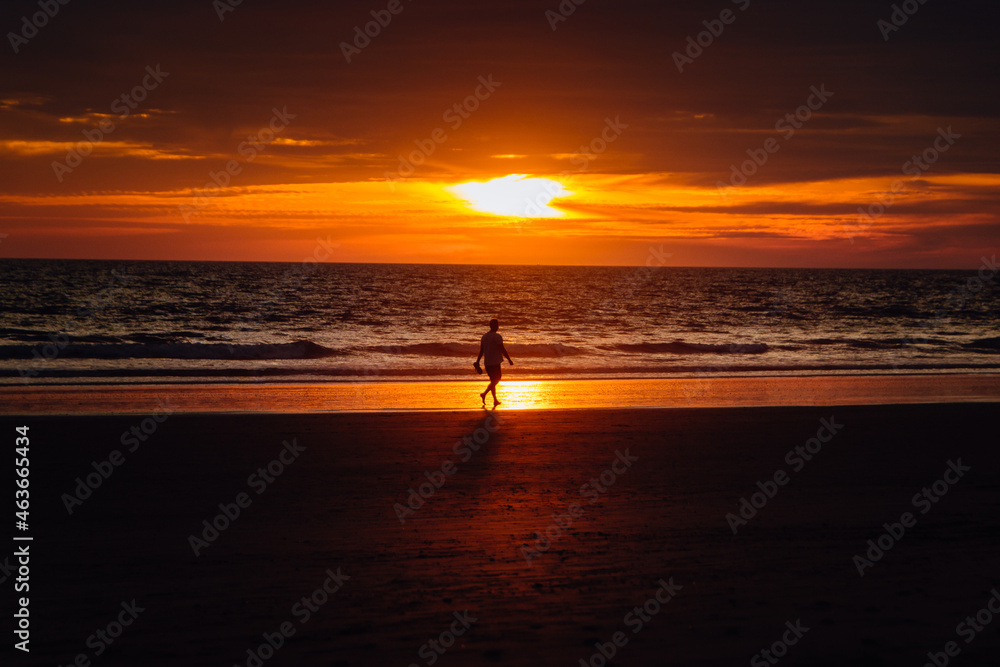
[489,318,499,331]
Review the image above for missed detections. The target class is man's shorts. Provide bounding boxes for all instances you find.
[485,364,502,381]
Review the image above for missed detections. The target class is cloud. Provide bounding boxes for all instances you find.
[271,137,362,147]
[0,140,193,160]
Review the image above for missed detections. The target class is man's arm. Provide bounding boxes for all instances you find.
[502,343,513,365]
[476,340,484,364]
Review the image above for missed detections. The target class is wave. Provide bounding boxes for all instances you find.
[362,342,586,357]
[965,336,1000,351]
[0,339,763,360]
[804,337,948,349]
[603,341,768,355]
[847,339,909,350]
[0,340,345,360]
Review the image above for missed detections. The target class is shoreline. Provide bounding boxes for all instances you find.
[3,372,999,415]
[4,363,999,384]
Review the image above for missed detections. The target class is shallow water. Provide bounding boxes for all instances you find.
[1,259,998,384]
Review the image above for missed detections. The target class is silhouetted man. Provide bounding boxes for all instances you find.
[474,318,513,408]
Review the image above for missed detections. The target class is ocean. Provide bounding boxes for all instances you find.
[1,259,998,385]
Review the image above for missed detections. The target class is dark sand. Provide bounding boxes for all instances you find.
[7,403,1000,666]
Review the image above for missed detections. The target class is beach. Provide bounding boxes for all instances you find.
[4,0,998,664]
[9,378,1000,666]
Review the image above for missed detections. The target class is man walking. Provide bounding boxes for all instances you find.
[474,318,513,408]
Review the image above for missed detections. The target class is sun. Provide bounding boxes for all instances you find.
[446,174,571,218]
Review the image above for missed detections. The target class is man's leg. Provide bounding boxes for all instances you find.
[488,366,502,406]
[480,382,491,405]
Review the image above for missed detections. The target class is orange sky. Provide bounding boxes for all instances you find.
[1,0,997,268]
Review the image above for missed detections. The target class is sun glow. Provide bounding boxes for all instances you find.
[446,174,571,218]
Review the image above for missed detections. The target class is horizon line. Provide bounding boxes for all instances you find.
[0,256,987,272]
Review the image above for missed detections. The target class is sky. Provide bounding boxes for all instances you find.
[0,0,998,268]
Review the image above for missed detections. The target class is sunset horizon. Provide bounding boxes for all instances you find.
[2,1,997,269]
[4,254,998,271]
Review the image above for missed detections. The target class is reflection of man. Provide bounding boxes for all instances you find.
[474,318,513,408]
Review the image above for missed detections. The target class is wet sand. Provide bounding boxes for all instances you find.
[9,399,1000,666]
[4,372,1000,414]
